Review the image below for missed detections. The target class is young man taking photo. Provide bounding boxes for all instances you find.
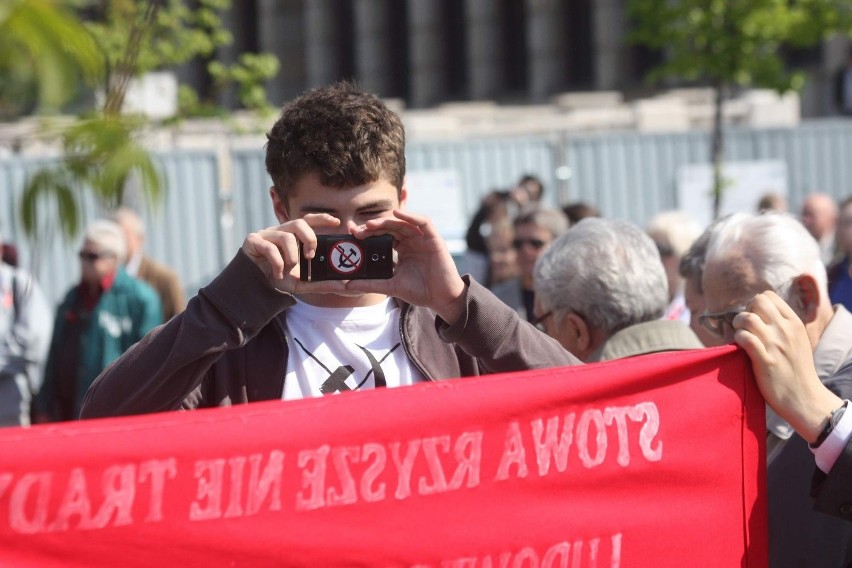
[81,82,578,418]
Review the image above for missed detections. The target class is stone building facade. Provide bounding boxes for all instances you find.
[196,0,847,117]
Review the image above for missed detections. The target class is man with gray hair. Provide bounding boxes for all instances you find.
[36,220,162,422]
[533,217,702,362]
[701,211,852,568]
[677,221,725,347]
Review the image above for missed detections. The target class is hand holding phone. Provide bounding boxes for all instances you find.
[300,234,394,282]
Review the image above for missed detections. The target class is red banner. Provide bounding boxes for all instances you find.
[0,346,765,567]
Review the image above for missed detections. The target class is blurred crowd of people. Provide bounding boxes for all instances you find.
[2,80,852,567]
[456,179,852,566]
[0,209,184,426]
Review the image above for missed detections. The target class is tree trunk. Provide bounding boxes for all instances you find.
[103,1,161,116]
[711,81,725,220]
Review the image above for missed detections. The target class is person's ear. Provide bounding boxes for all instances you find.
[564,312,592,355]
[794,274,821,323]
[270,186,290,223]
[398,178,408,210]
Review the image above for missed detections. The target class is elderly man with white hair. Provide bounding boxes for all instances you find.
[533,217,702,362]
[36,220,162,422]
[701,211,852,568]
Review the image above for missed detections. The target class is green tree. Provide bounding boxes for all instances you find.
[629,0,852,218]
[15,0,280,245]
[20,0,169,243]
[0,0,102,118]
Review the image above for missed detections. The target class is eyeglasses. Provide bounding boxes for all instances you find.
[512,238,546,250]
[699,279,796,338]
[698,305,748,338]
[655,242,674,257]
[78,251,112,262]
[532,310,554,332]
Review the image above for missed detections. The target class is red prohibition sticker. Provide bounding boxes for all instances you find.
[329,240,364,274]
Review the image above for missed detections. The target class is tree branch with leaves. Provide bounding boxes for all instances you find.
[629,0,852,219]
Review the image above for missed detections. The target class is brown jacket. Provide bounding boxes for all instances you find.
[137,256,185,321]
[81,251,579,418]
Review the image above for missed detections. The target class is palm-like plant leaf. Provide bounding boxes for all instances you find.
[23,113,163,242]
[63,115,163,208]
[0,0,103,111]
[21,168,81,239]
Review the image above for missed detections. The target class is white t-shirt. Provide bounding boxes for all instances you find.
[283,297,425,401]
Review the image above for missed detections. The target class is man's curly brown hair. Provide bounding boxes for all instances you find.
[265,81,406,200]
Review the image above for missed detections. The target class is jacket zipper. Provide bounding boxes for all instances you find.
[399,302,432,381]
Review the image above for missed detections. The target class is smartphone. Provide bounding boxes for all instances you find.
[299,234,394,282]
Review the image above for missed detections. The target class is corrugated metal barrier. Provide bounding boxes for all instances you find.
[2,118,852,307]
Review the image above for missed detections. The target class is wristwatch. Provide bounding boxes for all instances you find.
[810,400,850,449]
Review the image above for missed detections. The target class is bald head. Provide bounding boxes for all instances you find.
[801,193,838,241]
[111,207,146,260]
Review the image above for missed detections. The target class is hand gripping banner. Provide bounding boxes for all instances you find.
[0,345,766,567]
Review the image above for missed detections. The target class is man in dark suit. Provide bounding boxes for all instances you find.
[735,291,852,523]
[113,208,185,321]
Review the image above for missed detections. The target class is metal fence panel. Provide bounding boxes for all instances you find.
[4,119,852,307]
[406,136,559,216]
[564,130,712,225]
[230,149,278,241]
[750,120,852,208]
[0,151,223,307]
[561,119,852,227]
[143,151,224,296]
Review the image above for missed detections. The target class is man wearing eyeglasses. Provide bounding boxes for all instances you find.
[735,291,852,524]
[702,211,852,568]
[35,220,162,422]
[532,217,702,362]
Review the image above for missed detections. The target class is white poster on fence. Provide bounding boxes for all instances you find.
[404,170,467,254]
[677,160,788,228]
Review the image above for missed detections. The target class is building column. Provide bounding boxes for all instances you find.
[817,36,852,116]
[354,0,394,95]
[215,1,258,108]
[593,0,628,90]
[304,0,339,88]
[257,0,305,104]
[526,0,565,101]
[466,0,502,100]
[408,0,444,108]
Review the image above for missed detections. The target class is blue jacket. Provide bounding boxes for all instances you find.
[40,268,161,419]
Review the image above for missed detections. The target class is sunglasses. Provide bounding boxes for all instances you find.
[697,306,748,338]
[512,238,546,250]
[78,251,112,262]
